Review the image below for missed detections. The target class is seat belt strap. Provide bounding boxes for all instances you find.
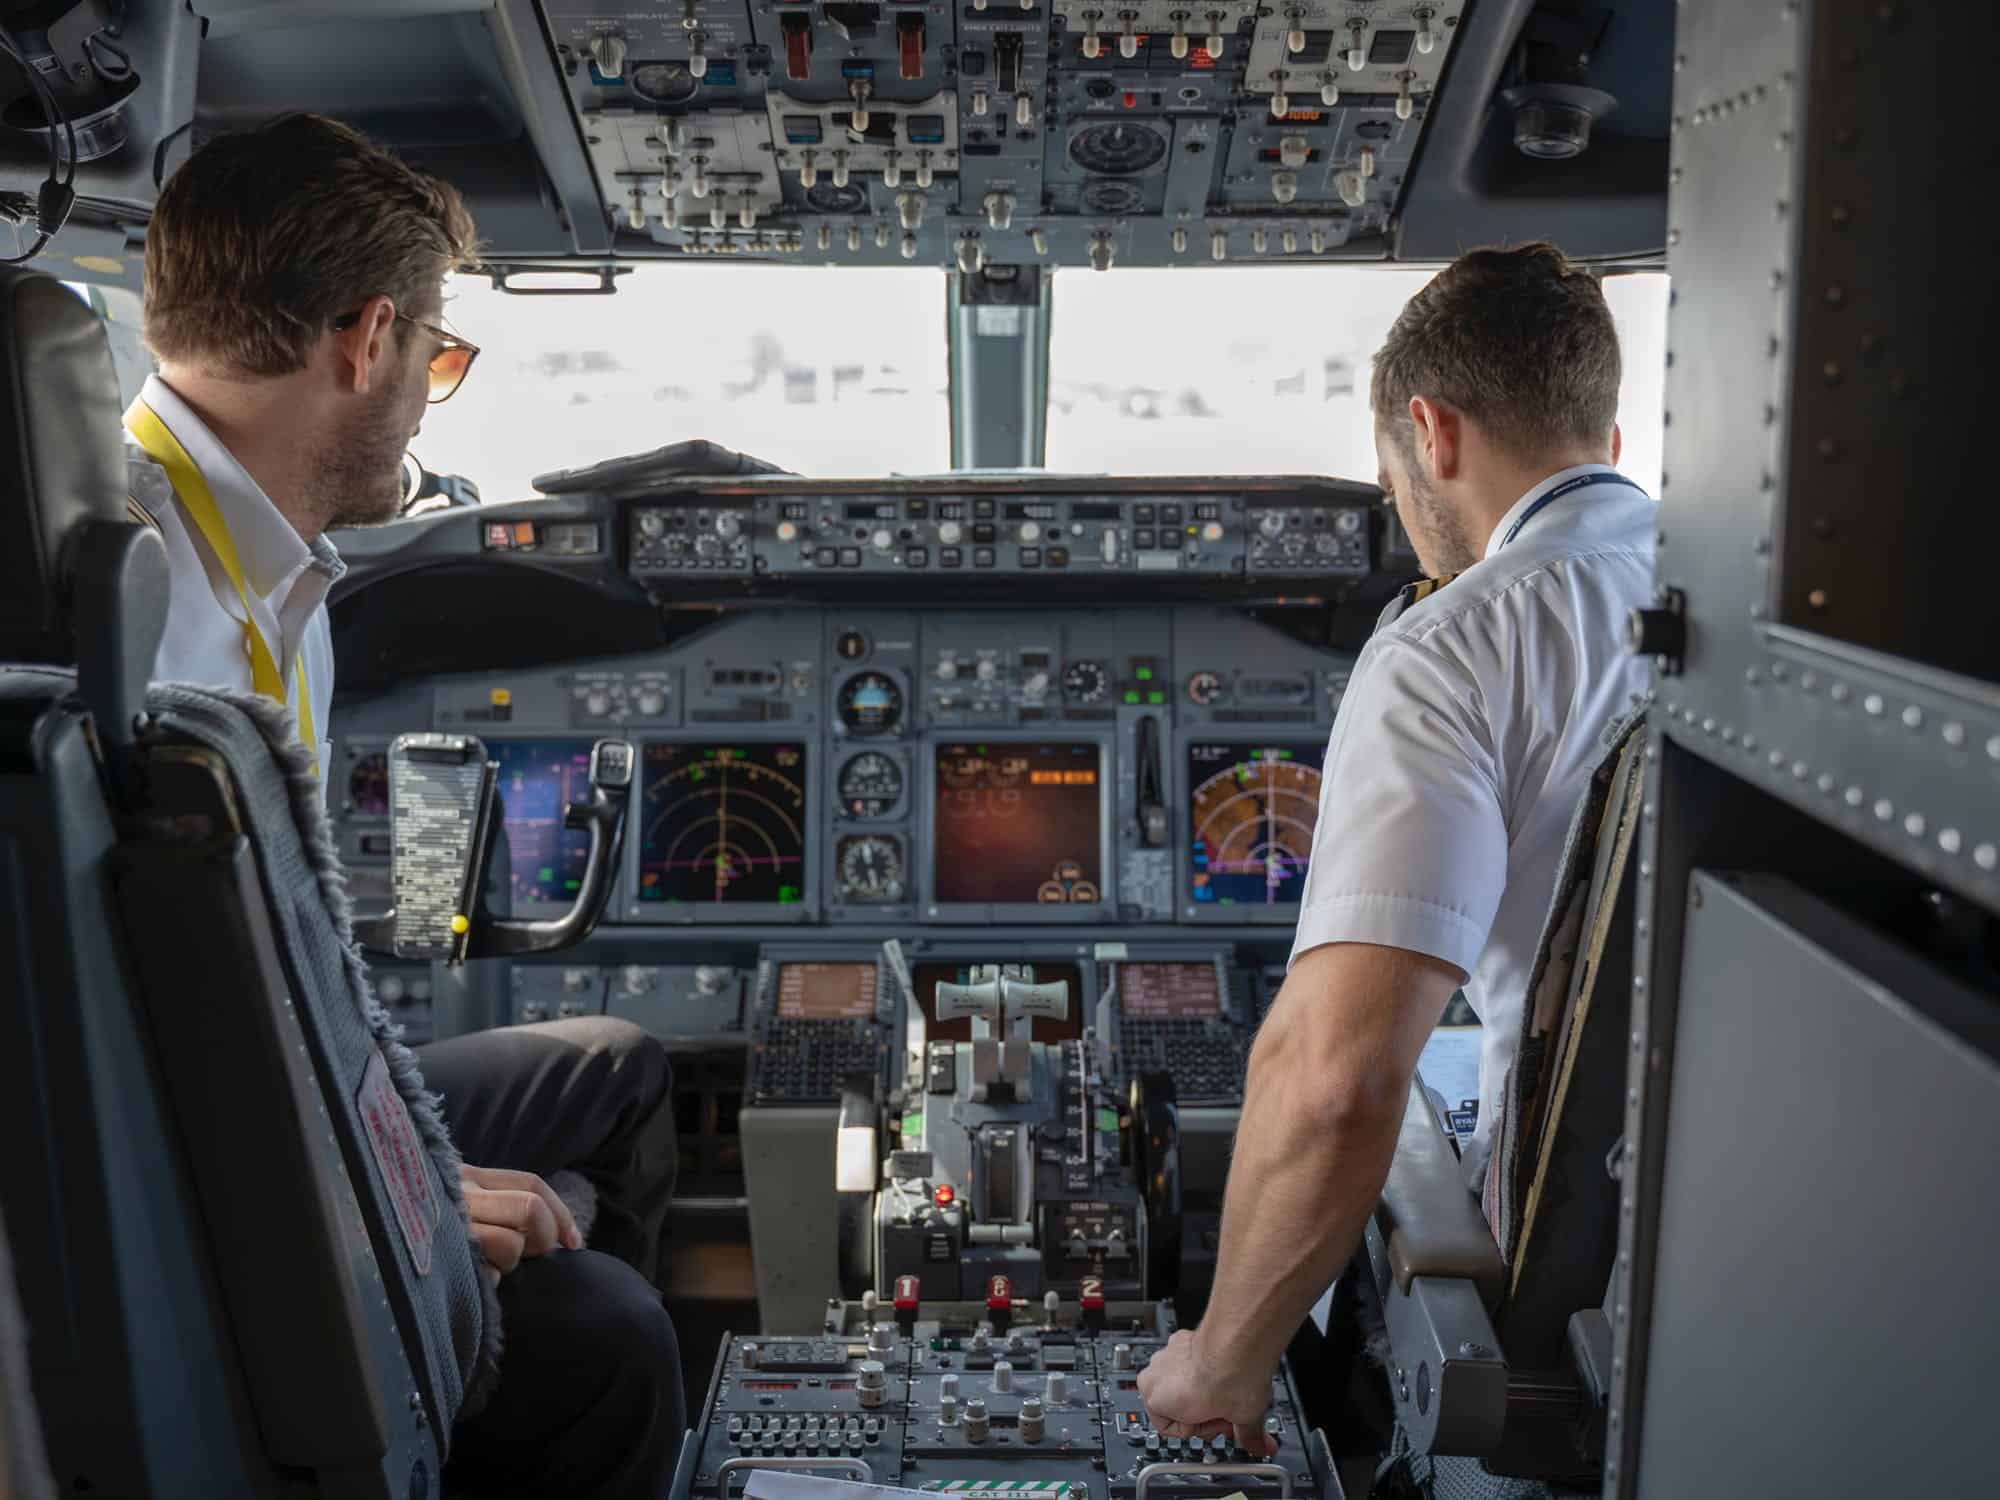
[122,397,319,769]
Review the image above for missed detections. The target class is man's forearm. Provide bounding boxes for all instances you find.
[1192,1021,1406,1379]
[1191,944,1459,1383]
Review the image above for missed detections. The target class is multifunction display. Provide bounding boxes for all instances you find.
[1187,741,1327,907]
[775,962,878,1020]
[1120,962,1223,1018]
[639,742,810,905]
[489,738,596,906]
[933,741,1102,906]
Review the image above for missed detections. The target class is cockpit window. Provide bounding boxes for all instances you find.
[1046,268,1669,495]
[412,266,950,501]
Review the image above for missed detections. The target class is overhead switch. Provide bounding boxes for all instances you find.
[590,33,628,79]
[898,15,926,79]
[984,191,1016,230]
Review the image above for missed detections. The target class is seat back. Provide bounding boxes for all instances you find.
[1365,717,1647,1490]
[0,267,491,1499]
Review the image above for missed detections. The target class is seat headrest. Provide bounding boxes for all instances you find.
[0,268,132,664]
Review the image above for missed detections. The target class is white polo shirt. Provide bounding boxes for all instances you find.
[1288,464,1656,1178]
[128,374,342,786]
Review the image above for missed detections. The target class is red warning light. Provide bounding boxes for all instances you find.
[1122,91,1137,109]
[933,1183,955,1207]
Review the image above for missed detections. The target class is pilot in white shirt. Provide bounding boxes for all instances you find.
[1140,243,1656,1454]
[1290,462,1653,1180]
[127,372,342,786]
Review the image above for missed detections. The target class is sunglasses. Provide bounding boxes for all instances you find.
[331,306,480,403]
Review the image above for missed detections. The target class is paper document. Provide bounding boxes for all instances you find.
[742,1472,925,1500]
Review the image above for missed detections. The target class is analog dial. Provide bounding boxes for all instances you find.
[837,835,906,903]
[838,751,904,818]
[1186,670,1224,706]
[836,671,903,735]
[1062,659,1109,703]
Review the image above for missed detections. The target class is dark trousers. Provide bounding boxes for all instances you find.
[417,1017,687,1500]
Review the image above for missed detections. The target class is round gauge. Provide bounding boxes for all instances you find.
[805,180,869,215]
[348,751,389,816]
[1334,509,1364,536]
[837,671,903,735]
[835,629,870,662]
[1186,670,1224,706]
[1062,659,1109,703]
[838,835,906,903]
[1081,178,1144,215]
[838,751,904,817]
[628,63,698,105]
[1069,121,1170,176]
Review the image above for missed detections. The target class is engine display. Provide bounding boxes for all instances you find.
[1187,741,1326,907]
[775,961,878,1020]
[1120,961,1223,1018]
[933,741,1102,907]
[639,742,810,906]
[489,739,597,906]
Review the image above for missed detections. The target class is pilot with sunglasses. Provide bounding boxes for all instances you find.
[124,114,683,1500]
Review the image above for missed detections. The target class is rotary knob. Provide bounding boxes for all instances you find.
[639,511,665,539]
[1022,672,1049,700]
[694,964,730,995]
[992,1360,1013,1393]
[1046,1371,1068,1405]
[936,658,959,681]
[872,528,895,553]
[1112,1343,1134,1371]
[693,533,720,559]
[1258,510,1286,539]
[714,512,741,540]
[964,1399,990,1442]
[974,659,997,684]
[1335,508,1363,535]
[637,687,666,715]
[938,519,963,545]
[866,1321,896,1353]
[1018,520,1041,544]
[1019,1397,1045,1444]
[585,688,611,717]
[776,519,800,543]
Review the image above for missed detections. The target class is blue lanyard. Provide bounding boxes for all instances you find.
[1498,471,1647,551]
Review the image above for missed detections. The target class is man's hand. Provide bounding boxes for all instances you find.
[460,1164,582,1276]
[1136,1329,1279,1457]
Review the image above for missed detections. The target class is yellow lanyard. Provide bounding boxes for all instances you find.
[123,397,319,771]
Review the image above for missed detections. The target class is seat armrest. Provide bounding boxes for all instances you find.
[1376,1080,1505,1309]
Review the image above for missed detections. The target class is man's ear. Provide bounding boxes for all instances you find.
[330,294,398,395]
[1408,395,1462,482]
[1611,421,1624,466]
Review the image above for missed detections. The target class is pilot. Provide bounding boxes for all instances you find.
[128,113,683,1498]
[1139,245,1655,1453]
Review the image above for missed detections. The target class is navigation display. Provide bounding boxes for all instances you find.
[933,741,1102,906]
[1121,962,1222,1018]
[1187,742,1327,907]
[490,739,595,906]
[776,962,878,1020]
[638,742,809,905]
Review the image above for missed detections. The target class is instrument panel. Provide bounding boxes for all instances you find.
[545,0,1468,268]
[331,605,1353,930]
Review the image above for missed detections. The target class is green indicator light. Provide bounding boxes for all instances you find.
[1135,666,1154,681]
[778,885,801,904]
[1123,690,1141,704]
[539,866,555,882]
[1147,691,1165,705]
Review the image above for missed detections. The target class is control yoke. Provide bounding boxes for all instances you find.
[353,733,633,964]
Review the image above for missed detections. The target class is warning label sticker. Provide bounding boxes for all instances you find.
[356,1049,439,1276]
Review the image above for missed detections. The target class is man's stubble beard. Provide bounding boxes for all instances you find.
[312,372,418,531]
[1407,460,1478,576]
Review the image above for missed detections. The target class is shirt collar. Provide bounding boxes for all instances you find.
[1481,462,1623,562]
[137,373,343,596]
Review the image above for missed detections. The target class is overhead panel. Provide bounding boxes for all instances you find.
[537,0,1465,267]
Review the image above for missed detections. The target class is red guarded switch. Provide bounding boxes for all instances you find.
[986,1273,1013,1332]
[782,13,813,80]
[897,15,925,81]
[894,1274,921,1332]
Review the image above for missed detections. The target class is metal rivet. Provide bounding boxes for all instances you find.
[1874,799,1894,822]
[1831,683,1851,704]
[1743,735,1758,752]
[1772,662,1789,681]
[1668,228,1682,246]
[1942,722,1966,747]
[1682,708,1697,725]
[1809,588,1829,610]
[1904,812,1926,838]
[1792,761,1809,780]
[1800,671,1818,690]
[1988,735,2000,762]
[1975,844,1997,872]
[1722,727,1737,744]
[1817,773,1836,794]
[1768,750,1785,768]
[1702,718,1716,735]
[1939,829,1962,856]
[1844,786,1864,807]
[1902,705,1924,729]
[1864,694,1885,716]
[1746,666,1763,685]
[1822,360,1842,384]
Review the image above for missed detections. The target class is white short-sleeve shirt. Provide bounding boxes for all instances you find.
[129,374,343,790]
[1288,465,1656,1175]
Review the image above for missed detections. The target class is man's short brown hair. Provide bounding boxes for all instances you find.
[144,113,477,377]
[1370,242,1621,461]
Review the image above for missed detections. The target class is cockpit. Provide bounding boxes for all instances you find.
[2,4,1993,1500]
